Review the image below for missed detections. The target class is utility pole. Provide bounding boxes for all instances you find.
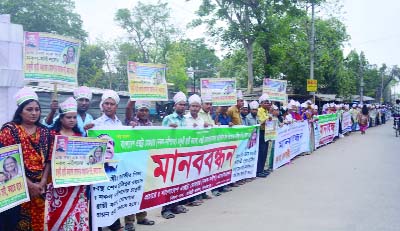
[310,0,316,103]
[359,57,364,104]
[380,71,384,103]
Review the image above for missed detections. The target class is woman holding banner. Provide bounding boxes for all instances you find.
[0,87,52,231]
[47,97,90,230]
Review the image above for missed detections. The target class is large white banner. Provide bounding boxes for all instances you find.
[273,121,310,170]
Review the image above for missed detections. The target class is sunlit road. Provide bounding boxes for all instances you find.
[121,123,400,231]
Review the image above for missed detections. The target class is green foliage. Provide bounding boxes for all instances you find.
[115,1,177,63]
[166,46,189,93]
[78,44,106,87]
[0,0,87,41]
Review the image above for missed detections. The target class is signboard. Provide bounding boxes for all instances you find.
[200,78,237,106]
[52,135,109,188]
[127,62,168,101]
[0,144,30,213]
[262,78,287,103]
[307,79,318,92]
[24,32,81,85]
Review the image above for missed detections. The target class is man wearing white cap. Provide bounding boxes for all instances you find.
[160,91,189,218]
[43,86,94,135]
[185,94,207,128]
[257,93,272,178]
[198,93,215,126]
[124,100,156,229]
[227,90,244,125]
[246,101,259,126]
[126,101,153,127]
[240,100,249,125]
[162,91,187,127]
[86,89,124,231]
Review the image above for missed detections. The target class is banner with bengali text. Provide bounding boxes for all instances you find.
[262,78,288,103]
[314,113,338,147]
[0,144,30,213]
[88,125,259,229]
[24,32,81,85]
[273,121,310,170]
[52,135,109,188]
[341,112,352,134]
[127,62,168,101]
[200,78,237,106]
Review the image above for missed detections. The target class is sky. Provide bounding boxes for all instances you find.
[74,0,400,67]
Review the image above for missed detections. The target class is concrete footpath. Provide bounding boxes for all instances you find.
[119,123,400,231]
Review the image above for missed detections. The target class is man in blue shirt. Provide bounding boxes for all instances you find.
[214,106,233,126]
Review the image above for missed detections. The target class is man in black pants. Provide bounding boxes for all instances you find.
[257,94,272,178]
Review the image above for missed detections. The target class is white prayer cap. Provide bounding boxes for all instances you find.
[243,100,248,108]
[313,105,318,110]
[272,104,278,110]
[323,104,328,110]
[173,91,187,104]
[188,94,202,105]
[352,103,357,108]
[306,100,312,105]
[289,99,296,105]
[358,104,363,108]
[335,104,341,109]
[259,93,270,103]
[201,93,212,103]
[237,90,243,100]
[344,104,349,109]
[101,90,120,105]
[60,97,77,114]
[329,103,335,108]
[295,101,300,107]
[15,87,38,106]
[301,102,307,108]
[282,106,287,111]
[135,101,151,110]
[73,86,92,101]
[249,101,259,109]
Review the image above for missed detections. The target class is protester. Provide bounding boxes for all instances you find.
[47,97,90,230]
[0,87,52,231]
[44,86,94,136]
[240,100,249,125]
[214,106,234,127]
[86,89,123,231]
[227,90,244,125]
[124,100,155,230]
[185,94,208,128]
[246,101,259,126]
[198,93,215,127]
[257,93,272,178]
[358,105,370,135]
[160,91,189,219]
[350,104,359,132]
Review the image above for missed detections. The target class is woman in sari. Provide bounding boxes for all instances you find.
[0,87,52,231]
[46,97,90,230]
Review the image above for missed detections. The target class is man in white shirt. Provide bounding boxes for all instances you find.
[185,94,208,128]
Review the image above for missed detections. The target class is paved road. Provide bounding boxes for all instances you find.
[128,123,400,231]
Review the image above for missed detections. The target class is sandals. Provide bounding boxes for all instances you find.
[202,194,212,199]
[171,205,188,214]
[137,218,155,225]
[212,190,221,196]
[186,201,202,207]
[161,210,175,219]
[124,223,135,231]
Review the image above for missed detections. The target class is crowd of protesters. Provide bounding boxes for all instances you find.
[0,85,394,231]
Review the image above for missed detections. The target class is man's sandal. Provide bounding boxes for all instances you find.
[161,210,175,219]
[137,218,155,225]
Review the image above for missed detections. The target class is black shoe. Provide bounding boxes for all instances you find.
[256,172,268,178]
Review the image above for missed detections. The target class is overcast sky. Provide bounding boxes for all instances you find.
[74,0,400,67]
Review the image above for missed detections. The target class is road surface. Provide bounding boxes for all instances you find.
[118,123,400,231]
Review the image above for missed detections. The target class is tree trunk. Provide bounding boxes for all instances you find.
[245,42,254,94]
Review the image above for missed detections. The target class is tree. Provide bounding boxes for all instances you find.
[115,1,177,64]
[78,44,106,87]
[194,0,257,93]
[166,45,189,93]
[0,0,87,40]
